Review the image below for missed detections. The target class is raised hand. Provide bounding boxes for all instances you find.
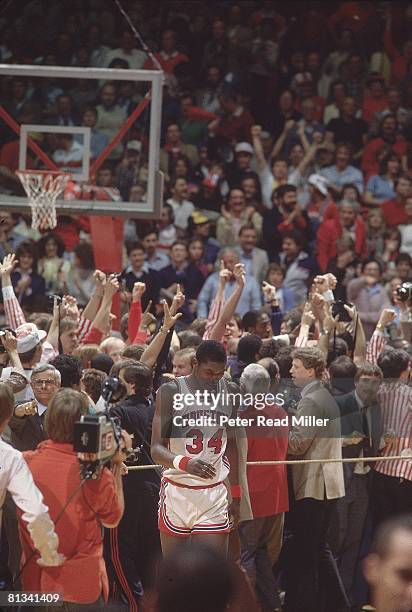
[0,330,17,354]
[62,295,80,321]
[139,301,156,330]
[104,274,120,298]
[170,283,185,315]
[251,124,262,139]
[0,253,18,277]
[301,308,316,327]
[378,308,396,328]
[162,299,183,331]
[218,260,231,287]
[132,282,146,302]
[93,269,106,289]
[233,263,246,287]
[262,280,277,302]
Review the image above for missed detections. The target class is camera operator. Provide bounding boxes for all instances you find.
[106,363,161,609]
[18,388,131,609]
[8,364,61,452]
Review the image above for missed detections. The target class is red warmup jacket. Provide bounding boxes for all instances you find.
[316,216,367,272]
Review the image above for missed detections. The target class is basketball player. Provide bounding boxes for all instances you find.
[151,340,241,556]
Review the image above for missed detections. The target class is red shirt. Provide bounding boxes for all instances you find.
[361,96,388,123]
[317,216,367,272]
[19,441,123,604]
[362,137,408,182]
[381,197,407,226]
[144,51,188,74]
[243,404,289,518]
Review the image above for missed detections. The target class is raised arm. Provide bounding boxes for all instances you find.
[0,254,25,328]
[203,261,230,340]
[81,269,106,322]
[251,125,268,174]
[140,299,182,369]
[209,263,245,342]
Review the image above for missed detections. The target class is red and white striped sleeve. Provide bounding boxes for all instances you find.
[77,315,93,342]
[366,330,386,365]
[2,286,26,329]
[202,293,224,341]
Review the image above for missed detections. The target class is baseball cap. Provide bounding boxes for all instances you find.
[235,142,253,155]
[16,323,46,354]
[126,140,142,153]
[191,211,209,225]
[308,174,329,196]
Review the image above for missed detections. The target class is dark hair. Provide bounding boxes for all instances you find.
[178,330,202,349]
[259,338,284,359]
[282,229,304,248]
[355,362,383,381]
[328,355,357,380]
[241,310,259,332]
[237,335,262,364]
[81,368,107,404]
[0,382,14,424]
[239,223,257,237]
[275,346,293,378]
[74,242,95,270]
[395,252,412,266]
[142,228,159,240]
[45,389,88,443]
[361,258,382,275]
[377,348,410,379]
[292,347,326,378]
[37,233,66,258]
[109,358,137,378]
[190,317,208,337]
[379,152,400,177]
[127,241,145,256]
[170,175,187,190]
[19,344,41,365]
[122,344,145,361]
[122,363,153,397]
[16,240,39,272]
[90,352,114,375]
[161,203,175,224]
[273,184,297,200]
[370,514,412,558]
[327,337,349,366]
[196,340,226,365]
[49,354,82,388]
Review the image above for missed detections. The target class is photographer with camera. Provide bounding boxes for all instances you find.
[18,388,131,609]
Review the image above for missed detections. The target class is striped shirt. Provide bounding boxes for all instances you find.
[374,381,412,481]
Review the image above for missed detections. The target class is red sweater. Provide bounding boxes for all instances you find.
[317,216,367,272]
[381,197,407,226]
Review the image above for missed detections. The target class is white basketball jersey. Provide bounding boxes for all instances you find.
[164,376,234,486]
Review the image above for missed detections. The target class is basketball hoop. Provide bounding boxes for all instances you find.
[16,170,70,231]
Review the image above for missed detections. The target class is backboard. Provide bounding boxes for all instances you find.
[0,63,163,218]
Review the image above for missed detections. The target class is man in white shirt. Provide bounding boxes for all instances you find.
[104,30,147,70]
[52,134,84,175]
[166,177,195,235]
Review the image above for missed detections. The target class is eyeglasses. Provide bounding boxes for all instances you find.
[31,379,56,388]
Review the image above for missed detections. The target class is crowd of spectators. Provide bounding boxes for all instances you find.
[0,1,411,612]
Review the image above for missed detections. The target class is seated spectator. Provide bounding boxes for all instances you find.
[320,143,364,197]
[217,188,262,247]
[364,153,400,207]
[202,18,229,73]
[11,241,46,312]
[361,74,388,124]
[271,89,302,141]
[104,29,147,69]
[265,263,296,312]
[115,140,144,201]
[278,230,317,305]
[292,71,325,122]
[381,175,412,226]
[322,80,347,124]
[158,240,204,302]
[235,224,269,285]
[52,134,84,175]
[18,388,127,607]
[325,96,368,159]
[365,209,386,260]
[226,142,256,188]
[395,252,412,283]
[188,238,209,278]
[263,184,312,261]
[179,93,216,146]
[283,98,325,155]
[144,29,188,74]
[361,114,408,181]
[37,233,71,296]
[196,64,223,113]
[197,248,262,317]
[157,204,177,252]
[142,230,170,272]
[317,199,367,272]
[159,123,199,179]
[399,197,412,255]
[166,177,195,236]
[370,86,411,137]
[122,242,160,311]
[241,173,264,210]
[347,259,392,339]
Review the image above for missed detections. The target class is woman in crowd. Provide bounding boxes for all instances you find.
[37,233,71,296]
[364,152,400,207]
[11,241,46,311]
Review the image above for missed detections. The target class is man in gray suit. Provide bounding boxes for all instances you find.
[284,347,348,612]
[235,224,269,285]
[332,363,383,608]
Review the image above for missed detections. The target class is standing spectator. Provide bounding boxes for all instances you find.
[187,212,220,268]
[158,241,204,302]
[325,96,368,159]
[235,224,269,285]
[166,177,195,236]
[197,249,262,317]
[279,231,317,305]
[65,243,95,308]
[361,114,408,181]
[95,83,127,161]
[202,19,229,73]
[283,98,325,154]
[320,143,364,197]
[209,90,254,144]
[104,29,147,69]
[317,200,367,272]
[37,233,71,296]
[372,349,412,526]
[381,175,412,226]
[123,242,160,311]
[322,80,347,124]
[285,347,347,612]
[347,259,392,339]
[361,74,388,123]
[159,123,199,178]
[18,389,127,608]
[142,230,170,272]
[51,94,78,126]
[196,65,223,113]
[81,106,109,160]
[364,153,400,207]
[144,30,188,74]
[271,89,302,140]
[11,241,46,311]
[157,205,177,253]
[239,364,288,612]
[264,263,297,312]
[217,188,262,247]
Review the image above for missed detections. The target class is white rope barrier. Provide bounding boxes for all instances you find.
[126,454,411,471]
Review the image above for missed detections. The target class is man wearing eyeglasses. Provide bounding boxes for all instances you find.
[9,364,61,452]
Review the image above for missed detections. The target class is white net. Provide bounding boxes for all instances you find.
[16,171,70,231]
